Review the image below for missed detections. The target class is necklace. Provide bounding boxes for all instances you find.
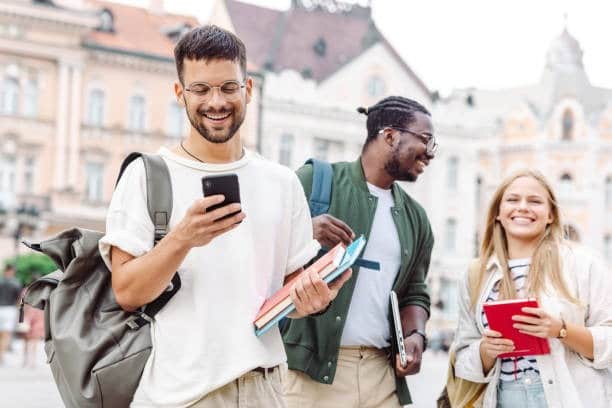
[180,141,205,163]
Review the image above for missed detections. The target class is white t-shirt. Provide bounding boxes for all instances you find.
[99,147,319,408]
[340,182,401,348]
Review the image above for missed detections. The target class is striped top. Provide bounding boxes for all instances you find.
[481,258,540,382]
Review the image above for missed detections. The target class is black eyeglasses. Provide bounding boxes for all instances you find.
[380,126,438,154]
[184,80,246,102]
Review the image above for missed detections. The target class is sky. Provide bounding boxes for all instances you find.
[116,0,612,96]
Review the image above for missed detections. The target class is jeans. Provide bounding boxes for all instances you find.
[496,372,548,408]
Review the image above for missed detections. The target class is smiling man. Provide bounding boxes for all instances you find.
[99,25,351,408]
[283,97,437,408]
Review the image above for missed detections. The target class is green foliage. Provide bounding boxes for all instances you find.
[4,253,58,286]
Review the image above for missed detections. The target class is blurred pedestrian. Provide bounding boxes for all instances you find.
[0,264,22,364]
[453,169,612,407]
[283,97,437,407]
[20,274,44,368]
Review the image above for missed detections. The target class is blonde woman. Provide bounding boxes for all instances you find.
[453,170,612,407]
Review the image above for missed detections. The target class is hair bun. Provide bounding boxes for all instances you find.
[356,106,368,115]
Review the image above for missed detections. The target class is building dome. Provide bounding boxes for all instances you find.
[545,28,584,73]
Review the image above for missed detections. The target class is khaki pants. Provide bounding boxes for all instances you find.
[191,366,286,408]
[284,346,401,408]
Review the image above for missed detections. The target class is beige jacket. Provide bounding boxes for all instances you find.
[453,243,612,408]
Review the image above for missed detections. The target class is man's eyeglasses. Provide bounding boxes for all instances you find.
[380,126,438,154]
[184,80,246,102]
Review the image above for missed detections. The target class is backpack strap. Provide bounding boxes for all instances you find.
[305,158,333,217]
[116,153,181,324]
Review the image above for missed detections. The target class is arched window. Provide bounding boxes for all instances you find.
[166,101,184,138]
[606,176,612,207]
[24,76,38,117]
[562,109,573,141]
[559,173,572,197]
[366,76,385,98]
[445,218,457,252]
[278,133,294,167]
[605,235,612,261]
[128,94,146,131]
[87,88,105,126]
[1,76,19,114]
[447,157,459,191]
[85,162,104,203]
[563,224,580,242]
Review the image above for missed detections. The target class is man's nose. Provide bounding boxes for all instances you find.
[207,88,226,108]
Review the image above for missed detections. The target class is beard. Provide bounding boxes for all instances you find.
[384,141,418,182]
[185,103,245,144]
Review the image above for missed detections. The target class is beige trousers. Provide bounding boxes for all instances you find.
[190,366,286,408]
[284,346,401,408]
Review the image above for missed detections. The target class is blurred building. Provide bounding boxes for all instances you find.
[427,27,612,329]
[0,0,262,259]
[210,0,432,167]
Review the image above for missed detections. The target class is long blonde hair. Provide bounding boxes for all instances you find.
[470,169,578,307]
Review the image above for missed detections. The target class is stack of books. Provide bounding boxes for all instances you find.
[254,235,367,336]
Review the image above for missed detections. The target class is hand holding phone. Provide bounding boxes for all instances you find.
[202,174,242,223]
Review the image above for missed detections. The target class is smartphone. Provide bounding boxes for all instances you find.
[201,174,242,222]
[390,290,408,367]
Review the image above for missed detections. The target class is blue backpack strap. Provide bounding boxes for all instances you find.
[305,158,333,217]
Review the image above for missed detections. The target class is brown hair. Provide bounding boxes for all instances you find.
[471,169,578,307]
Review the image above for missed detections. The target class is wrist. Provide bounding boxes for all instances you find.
[405,329,428,351]
[165,230,192,253]
[556,318,568,339]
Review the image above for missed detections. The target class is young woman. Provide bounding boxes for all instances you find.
[453,169,612,407]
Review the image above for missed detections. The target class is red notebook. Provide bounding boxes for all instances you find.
[482,299,550,358]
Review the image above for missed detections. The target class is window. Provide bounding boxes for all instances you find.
[562,109,573,141]
[278,133,294,167]
[85,162,104,203]
[0,154,16,209]
[23,157,35,193]
[166,101,184,138]
[87,88,105,127]
[1,76,19,114]
[366,76,385,98]
[128,94,146,131]
[445,218,457,253]
[605,235,612,261]
[563,224,580,242]
[313,38,327,57]
[447,157,459,191]
[24,76,38,117]
[99,10,114,32]
[559,173,572,197]
[606,176,612,207]
[439,278,458,319]
[313,138,330,161]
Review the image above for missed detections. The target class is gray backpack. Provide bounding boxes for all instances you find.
[20,153,181,408]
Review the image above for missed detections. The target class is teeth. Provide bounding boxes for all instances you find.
[512,217,533,224]
[204,112,231,120]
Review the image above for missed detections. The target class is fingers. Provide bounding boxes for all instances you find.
[313,215,355,246]
[328,268,352,298]
[483,329,503,338]
[326,215,355,241]
[291,269,335,316]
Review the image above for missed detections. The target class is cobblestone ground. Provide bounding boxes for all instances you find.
[0,339,449,407]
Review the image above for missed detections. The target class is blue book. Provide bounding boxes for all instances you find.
[255,235,367,337]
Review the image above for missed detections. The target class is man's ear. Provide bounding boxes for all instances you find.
[383,129,396,147]
[245,76,253,104]
[174,82,185,106]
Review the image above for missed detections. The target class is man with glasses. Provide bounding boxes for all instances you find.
[283,96,437,407]
[100,25,350,407]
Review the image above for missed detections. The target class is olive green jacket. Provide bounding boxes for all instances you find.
[282,158,434,406]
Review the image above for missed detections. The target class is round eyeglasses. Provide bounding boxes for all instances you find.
[184,80,246,102]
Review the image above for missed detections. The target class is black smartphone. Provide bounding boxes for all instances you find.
[201,174,242,222]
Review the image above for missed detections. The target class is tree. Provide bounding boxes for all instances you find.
[4,253,57,286]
